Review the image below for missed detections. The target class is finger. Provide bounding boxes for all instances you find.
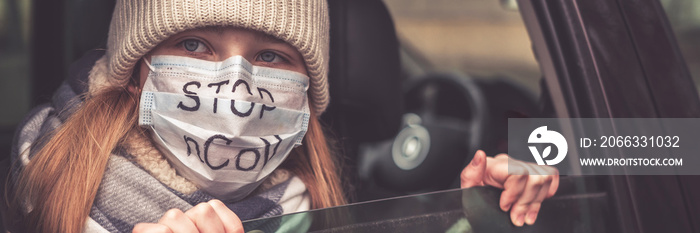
[132,223,172,233]
[157,209,198,233]
[530,164,559,198]
[184,202,226,233]
[510,201,529,227]
[461,150,487,188]
[483,154,527,187]
[546,167,560,197]
[497,162,529,211]
[208,199,244,233]
[499,173,527,212]
[523,202,541,226]
[525,177,553,225]
[510,175,552,227]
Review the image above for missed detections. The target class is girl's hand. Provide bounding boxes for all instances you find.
[133,199,244,233]
[460,150,559,227]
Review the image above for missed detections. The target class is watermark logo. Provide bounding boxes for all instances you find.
[528,126,568,165]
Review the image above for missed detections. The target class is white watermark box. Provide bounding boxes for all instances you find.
[508,118,699,175]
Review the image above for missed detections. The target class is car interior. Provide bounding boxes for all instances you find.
[3,0,700,232]
[0,0,585,231]
[7,0,544,201]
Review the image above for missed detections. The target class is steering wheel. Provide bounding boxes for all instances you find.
[367,72,489,192]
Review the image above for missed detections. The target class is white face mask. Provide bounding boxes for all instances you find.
[138,55,310,201]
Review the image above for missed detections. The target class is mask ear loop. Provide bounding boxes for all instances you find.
[128,58,155,96]
[143,57,156,72]
[133,58,154,131]
[138,57,157,95]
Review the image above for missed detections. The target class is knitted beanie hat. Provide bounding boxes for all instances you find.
[92,0,330,114]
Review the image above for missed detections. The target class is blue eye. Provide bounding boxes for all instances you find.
[258,51,283,63]
[182,39,208,53]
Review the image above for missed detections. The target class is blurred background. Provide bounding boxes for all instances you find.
[384,0,540,92]
[0,0,31,151]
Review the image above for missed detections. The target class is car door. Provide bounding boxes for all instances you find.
[519,0,700,232]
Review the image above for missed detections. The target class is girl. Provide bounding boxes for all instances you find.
[7,0,558,232]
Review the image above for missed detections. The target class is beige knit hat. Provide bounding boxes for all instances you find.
[91,0,330,114]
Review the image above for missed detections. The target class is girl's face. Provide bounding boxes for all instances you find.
[137,27,307,89]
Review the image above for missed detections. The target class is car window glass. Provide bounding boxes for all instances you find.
[377,0,544,160]
[384,0,541,93]
[243,187,616,232]
[0,0,32,154]
[661,0,700,95]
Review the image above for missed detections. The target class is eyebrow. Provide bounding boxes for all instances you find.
[255,32,287,44]
[201,26,286,44]
[202,26,226,34]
